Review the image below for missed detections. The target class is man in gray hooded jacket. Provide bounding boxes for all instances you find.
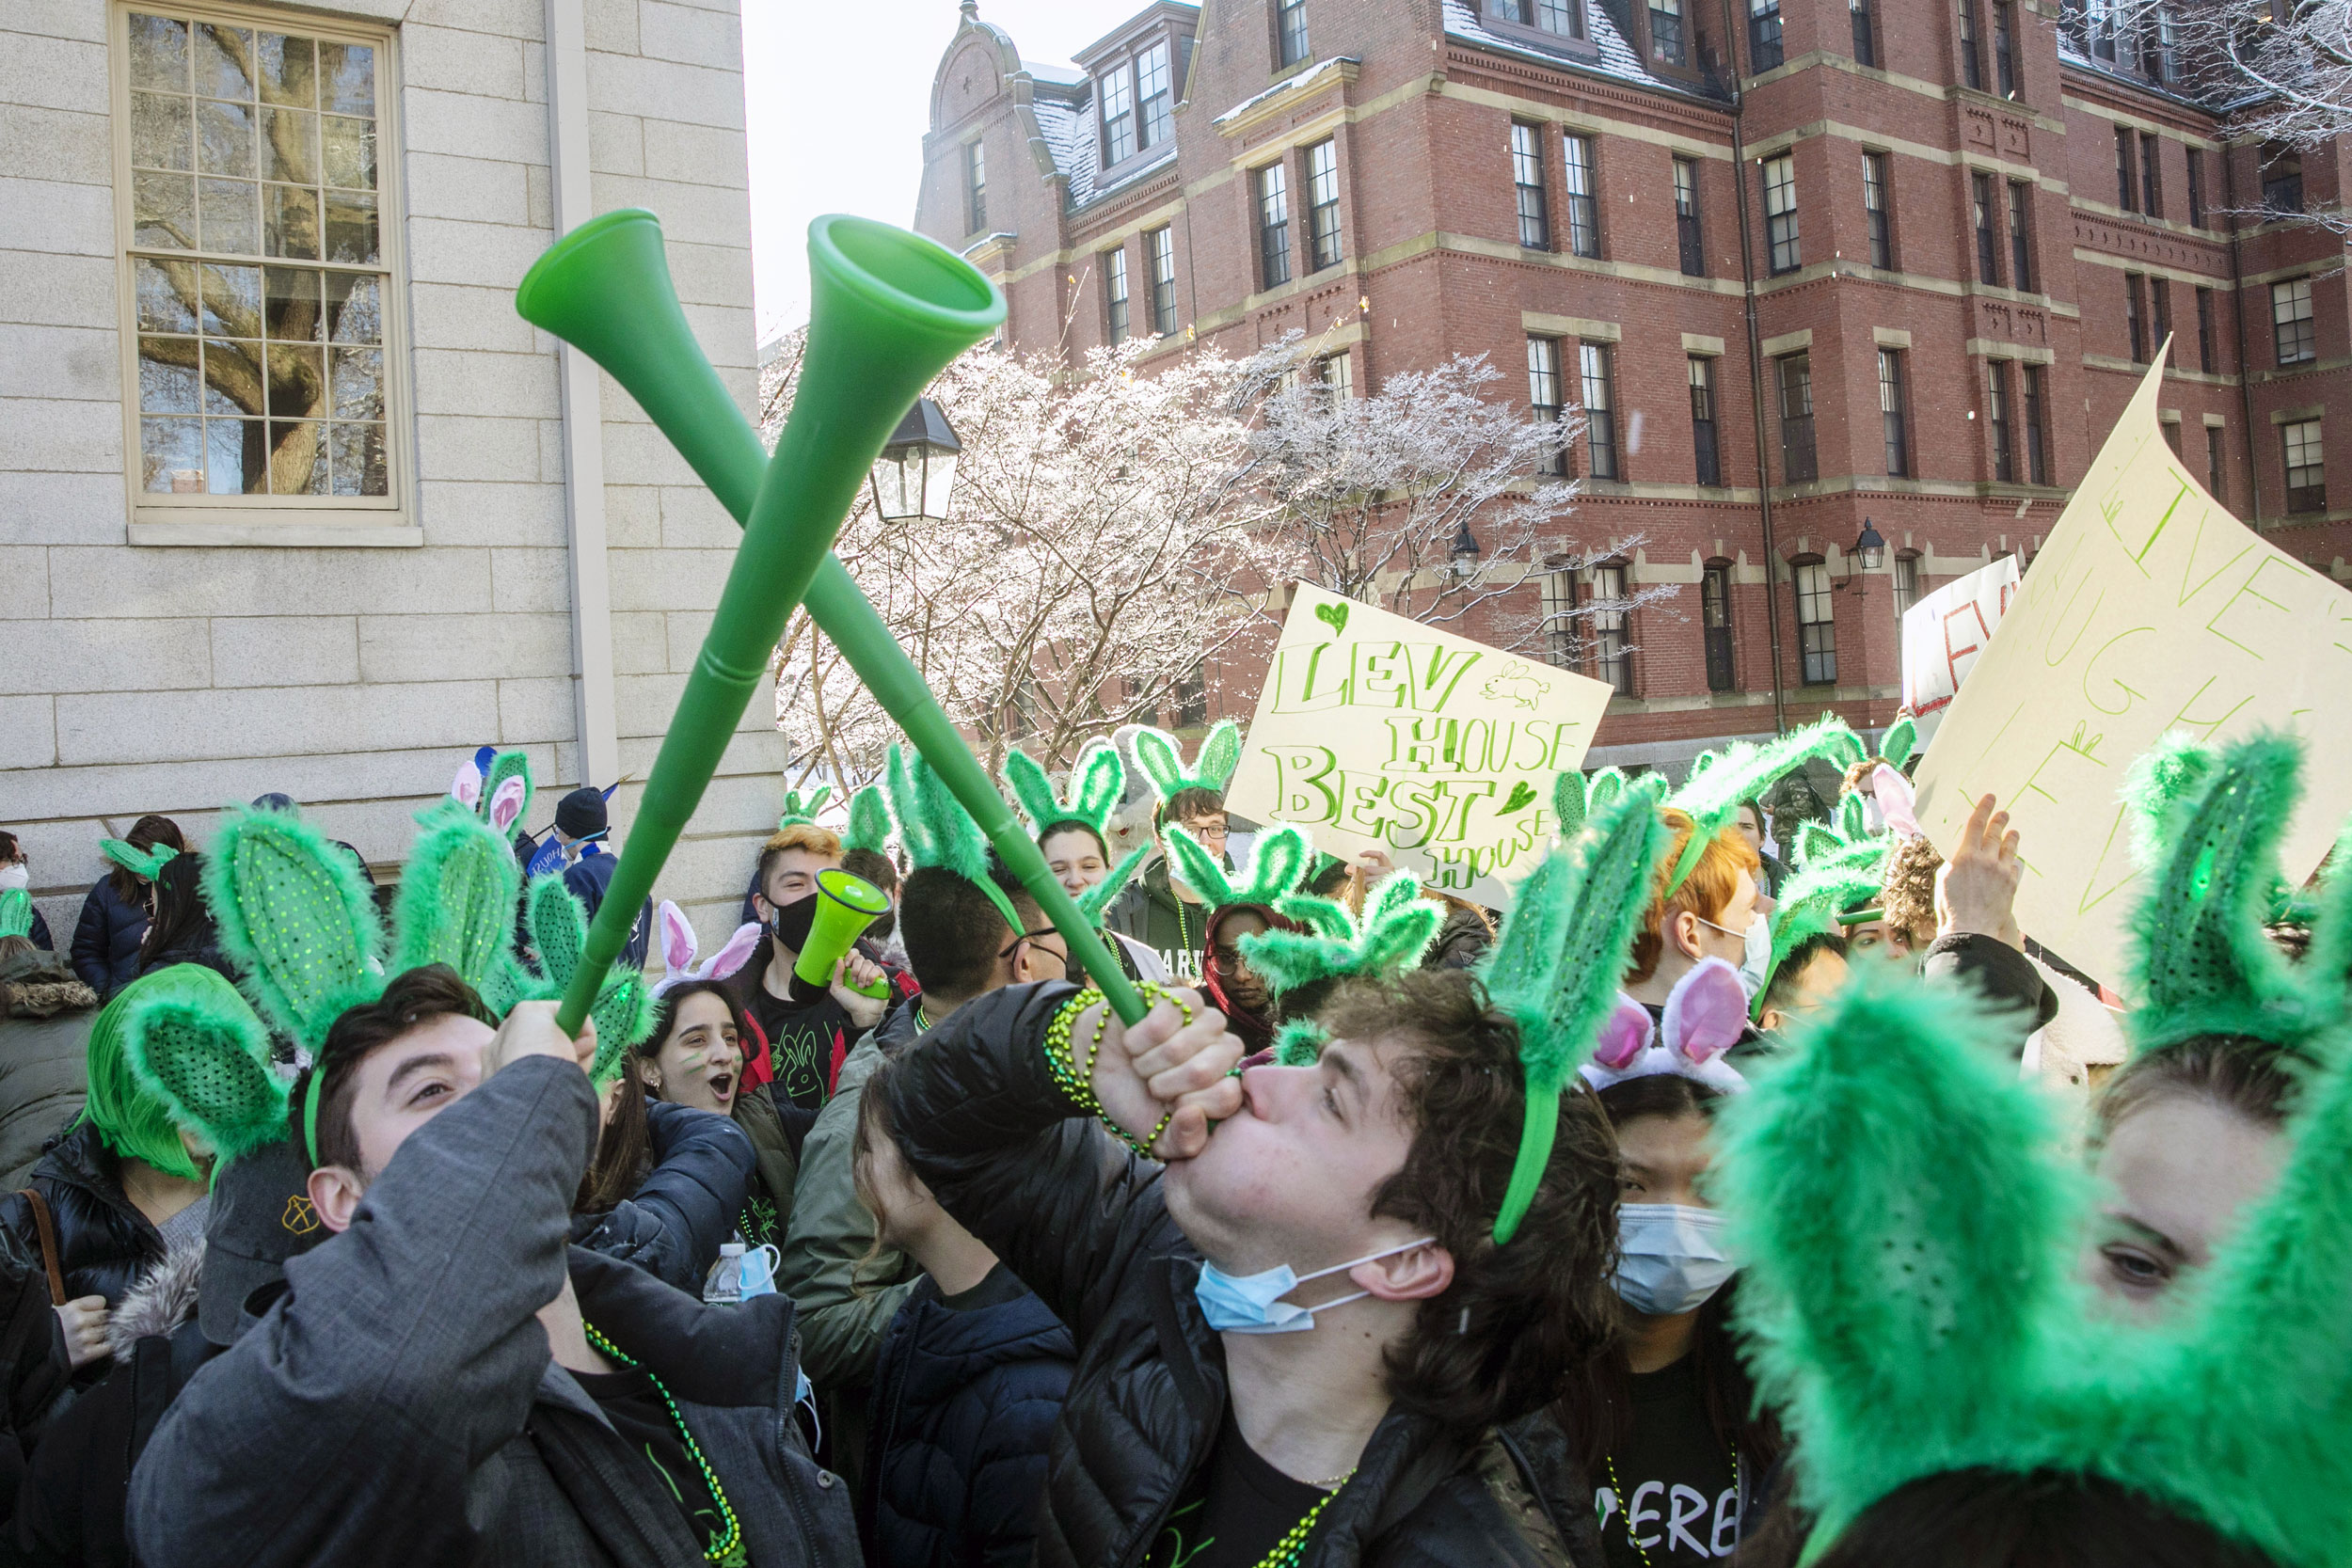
[125,964,857,1568]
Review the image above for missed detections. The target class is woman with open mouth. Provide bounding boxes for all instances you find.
[631,979,801,1251]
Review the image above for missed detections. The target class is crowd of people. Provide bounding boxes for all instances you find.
[0,712,2338,1568]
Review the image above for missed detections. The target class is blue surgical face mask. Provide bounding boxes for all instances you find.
[1613,1203,1733,1317]
[1195,1236,1436,1335]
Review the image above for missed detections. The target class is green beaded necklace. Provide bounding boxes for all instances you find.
[1601,1449,1738,1567]
[1255,1468,1354,1568]
[580,1321,746,1567]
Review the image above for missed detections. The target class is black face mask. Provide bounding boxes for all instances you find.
[770,891,819,953]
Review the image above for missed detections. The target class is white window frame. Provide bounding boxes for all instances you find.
[111,0,413,546]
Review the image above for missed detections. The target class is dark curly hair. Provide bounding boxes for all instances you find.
[1878,835,1946,948]
[1322,968,1624,1437]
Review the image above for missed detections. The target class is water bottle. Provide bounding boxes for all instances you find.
[704,1242,745,1305]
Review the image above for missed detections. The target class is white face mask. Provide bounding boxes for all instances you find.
[0,863,27,893]
[1698,911,1772,1000]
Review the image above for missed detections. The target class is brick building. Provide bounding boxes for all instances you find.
[914,0,2350,772]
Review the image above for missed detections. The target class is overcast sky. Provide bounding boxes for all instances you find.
[742,0,1113,342]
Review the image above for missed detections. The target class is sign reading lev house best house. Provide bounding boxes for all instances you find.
[1226,582,1614,908]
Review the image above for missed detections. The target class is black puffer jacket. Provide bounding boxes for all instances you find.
[570,1100,755,1293]
[880,983,1605,1568]
[0,1120,165,1307]
[862,1263,1074,1568]
[68,883,147,1000]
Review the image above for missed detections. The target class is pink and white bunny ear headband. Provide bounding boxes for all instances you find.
[1871,763,1920,840]
[448,755,528,835]
[1581,956,1750,1095]
[649,900,763,999]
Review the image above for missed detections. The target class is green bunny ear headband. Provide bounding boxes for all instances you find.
[1750,860,1884,1021]
[100,838,180,881]
[1164,822,1315,911]
[1128,721,1243,805]
[1715,917,2352,1567]
[394,800,523,1001]
[883,744,1024,933]
[0,889,29,942]
[777,785,833,831]
[514,873,651,1088]
[1662,715,1859,897]
[204,803,386,1054]
[1076,845,1153,927]
[1478,774,1670,1244]
[120,963,288,1172]
[1006,738,1129,838]
[1239,873,1444,1000]
[842,784,894,856]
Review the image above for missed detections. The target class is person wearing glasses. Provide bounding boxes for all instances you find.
[1132,788,1231,981]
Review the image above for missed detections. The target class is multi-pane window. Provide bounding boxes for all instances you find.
[2147,3,2180,80]
[2284,418,2326,513]
[1651,0,1686,66]
[1762,154,1800,274]
[1257,162,1291,290]
[1563,134,1599,258]
[1540,568,1577,669]
[2185,149,2206,228]
[1972,172,2001,286]
[1675,157,1706,276]
[1147,227,1178,336]
[1987,360,2015,483]
[1305,139,1342,271]
[2195,286,2215,374]
[2152,277,2172,359]
[1893,553,1921,614]
[1851,0,1876,67]
[1101,59,1136,165]
[1777,352,1816,483]
[2008,182,2032,290]
[963,139,987,233]
[2207,422,2227,498]
[2090,0,2118,60]
[2263,145,2305,215]
[1879,349,1910,477]
[1528,336,1566,476]
[1795,560,1836,684]
[2115,126,2137,211]
[2022,363,2049,484]
[1587,563,1634,694]
[1104,245,1129,346]
[1315,351,1353,402]
[1137,42,1173,150]
[2163,418,2184,460]
[1959,0,1985,89]
[126,9,393,503]
[1512,123,1550,250]
[1689,355,1722,486]
[1581,341,1619,481]
[1527,0,1587,39]
[1278,0,1311,67]
[2274,277,2316,365]
[1863,151,1893,269]
[1994,0,2018,94]
[1750,0,1784,71]
[1702,562,1737,691]
[2139,132,2162,218]
[2125,273,2147,363]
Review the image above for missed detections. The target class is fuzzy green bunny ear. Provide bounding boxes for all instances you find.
[1791,818,1851,870]
[120,964,287,1168]
[205,803,384,1052]
[1710,961,2085,1544]
[1663,715,1858,896]
[1072,739,1128,830]
[1551,769,1588,841]
[0,889,29,942]
[1483,774,1670,1243]
[1586,767,1628,816]
[1194,721,1243,792]
[1273,1017,1330,1067]
[842,784,894,857]
[1879,716,1916,771]
[2124,731,2309,1048]
[1753,861,1885,1019]
[392,800,521,997]
[589,969,652,1087]
[1002,748,1063,836]
[1163,824,1241,910]
[777,785,833,830]
[1076,844,1152,925]
[1127,726,1188,803]
[478,751,534,839]
[1821,718,1869,770]
[526,872,588,990]
[1243,873,1443,999]
[2293,814,2352,1001]
[100,838,180,881]
[883,745,1023,931]
[1837,789,1869,841]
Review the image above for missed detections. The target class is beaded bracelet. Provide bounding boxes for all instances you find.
[1041,983,1194,1159]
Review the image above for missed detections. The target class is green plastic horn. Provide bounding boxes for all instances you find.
[517,210,1007,1035]
[516,209,1147,1028]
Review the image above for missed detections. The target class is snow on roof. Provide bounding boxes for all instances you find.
[1440,0,1676,95]
[1023,57,1085,86]
[1032,87,1179,211]
[1213,55,1355,127]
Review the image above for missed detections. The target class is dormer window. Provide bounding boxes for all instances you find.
[1496,0,1586,40]
[1098,40,1174,169]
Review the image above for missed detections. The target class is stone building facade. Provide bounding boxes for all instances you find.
[3,0,775,950]
[914,0,2350,772]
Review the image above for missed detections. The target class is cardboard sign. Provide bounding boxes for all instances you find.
[1901,553,2023,719]
[1912,356,2352,993]
[1224,582,1614,907]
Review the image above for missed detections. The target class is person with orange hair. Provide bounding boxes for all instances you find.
[729,821,889,1117]
[1624,807,1765,1023]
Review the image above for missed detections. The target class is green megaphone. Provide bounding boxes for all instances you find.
[790,866,893,1002]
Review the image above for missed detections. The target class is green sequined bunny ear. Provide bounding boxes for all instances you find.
[0,889,29,942]
[2123,731,2308,1050]
[205,803,385,1053]
[1076,845,1152,926]
[100,838,180,881]
[1662,715,1859,896]
[1709,961,2086,1547]
[392,800,521,999]
[1127,721,1242,803]
[1166,823,1313,911]
[1241,874,1444,999]
[120,963,287,1169]
[519,873,649,1085]
[1481,775,1670,1243]
[1194,721,1243,792]
[777,785,833,830]
[842,784,894,857]
[1879,715,1916,772]
[1551,769,1588,841]
[1751,861,1885,1020]
[1586,767,1629,816]
[884,744,1023,931]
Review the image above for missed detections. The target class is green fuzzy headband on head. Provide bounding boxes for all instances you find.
[1750,861,1884,1021]
[777,785,832,831]
[1479,774,1670,1243]
[1164,822,1315,911]
[1128,721,1243,805]
[1006,738,1129,838]
[1662,715,1859,897]
[884,744,1024,933]
[101,837,180,882]
[1239,874,1443,1000]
